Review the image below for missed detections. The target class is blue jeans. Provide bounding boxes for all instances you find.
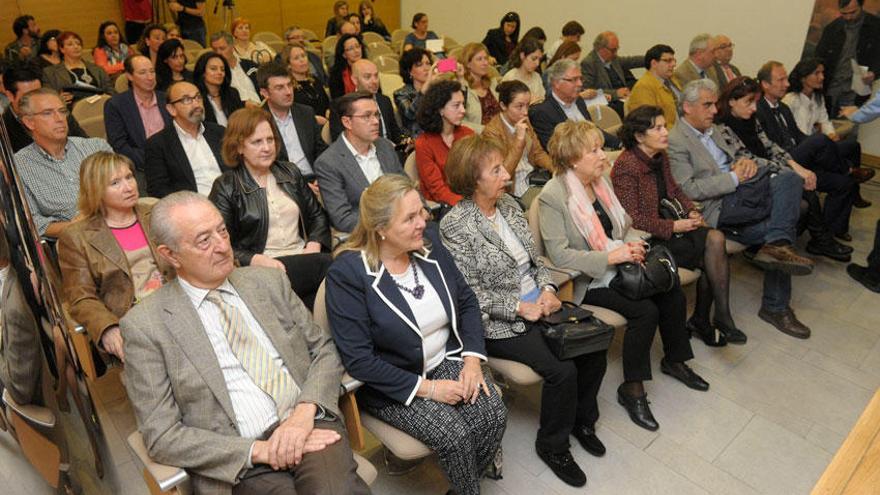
[724,169,803,312]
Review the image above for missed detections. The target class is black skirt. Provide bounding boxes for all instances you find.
[653,226,709,270]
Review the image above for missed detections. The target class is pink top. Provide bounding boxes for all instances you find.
[136,91,165,140]
[111,221,149,250]
[111,221,163,300]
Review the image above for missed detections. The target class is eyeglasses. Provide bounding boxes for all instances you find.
[27,107,70,119]
[659,57,676,64]
[716,43,734,50]
[169,93,203,105]
[560,76,582,83]
[347,111,382,121]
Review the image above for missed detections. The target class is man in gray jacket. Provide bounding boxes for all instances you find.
[580,31,641,116]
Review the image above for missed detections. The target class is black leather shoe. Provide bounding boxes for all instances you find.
[835,232,853,242]
[536,446,587,487]
[806,239,852,262]
[660,358,710,391]
[714,319,748,345]
[848,264,880,293]
[617,384,659,431]
[686,318,727,347]
[853,196,872,209]
[572,424,606,457]
[758,307,811,339]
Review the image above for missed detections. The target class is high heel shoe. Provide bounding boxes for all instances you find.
[686,318,726,347]
[713,319,747,345]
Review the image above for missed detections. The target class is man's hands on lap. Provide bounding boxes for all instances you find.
[251,403,341,470]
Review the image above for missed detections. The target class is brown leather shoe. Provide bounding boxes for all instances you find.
[752,244,815,276]
[850,168,875,183]
[758,307,811,339]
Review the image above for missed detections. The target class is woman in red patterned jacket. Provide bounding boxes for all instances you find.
[611,105,743,346]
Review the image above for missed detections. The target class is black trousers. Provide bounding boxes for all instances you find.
[124,21,146,46]
[276,252,332,310]
[869,219,880,273]
[485,326,607,454]
[582,286,693,382]
[789,134,857,235]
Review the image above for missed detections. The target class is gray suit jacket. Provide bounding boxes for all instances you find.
[440,195,553,340]
[313,135,404,233]
[580,50,641,100]
[708,62,742,90]
[121,266,343,494]
[673,59,709,89]
[0,270,43,406]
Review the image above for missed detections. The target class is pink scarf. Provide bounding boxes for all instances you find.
[564,170,627,252]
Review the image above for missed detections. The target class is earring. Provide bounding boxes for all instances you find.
[380,234,386,240]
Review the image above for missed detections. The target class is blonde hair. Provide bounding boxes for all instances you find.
[77,151,137,218]
[546,120,605,174]
[460,42,493,89]
[337,175,426,269]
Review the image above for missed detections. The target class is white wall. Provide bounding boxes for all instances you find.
[400,0,814,77]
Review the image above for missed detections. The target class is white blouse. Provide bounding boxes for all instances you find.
[390,262,450,373]
[782,91,835,136]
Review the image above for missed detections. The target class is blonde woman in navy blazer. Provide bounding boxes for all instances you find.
[325,175,507,495]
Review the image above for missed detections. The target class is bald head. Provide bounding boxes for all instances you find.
[352,59,379,94]
[712,34,734,65]
[165,81,205,127]
[594,31,620,62]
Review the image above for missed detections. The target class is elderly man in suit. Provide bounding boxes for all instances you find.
[329,59,403,145]
[668,79,815,340]
[708,35,741,89]
[104,55,172,175]
[144,81,228,198]
[529,59,621,150]
[580,31,641,117]
[314,91,404,233]
[672,33,715,88]
[121,191,369,495]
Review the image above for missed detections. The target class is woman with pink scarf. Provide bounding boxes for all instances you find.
[537,120,707,433]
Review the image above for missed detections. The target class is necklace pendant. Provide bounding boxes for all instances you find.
[412,284,425,300]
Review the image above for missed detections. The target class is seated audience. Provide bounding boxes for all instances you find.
[121,191,368,495]
[104,55,172,173]
[137,24,166,66]
[210,31,260,104]
[325,0,349,37]
[612,106,742,345]
[14,88,112,237]
[673,33,716,88]
[330,59,402,145]
[338,20,358,37]
[4,15,39,61]
[404,13,442,54]
[482,80,552,198]
[328,33,367,99]
[43,31,114,104]
[546,41,582,68]
[167,0,207,46]
[629,44,681,128]
[35,29,62,69]
[358,0,391,40]
[581,31,641,117]
[529,59,622,149]
[325,175,507,495]
[144,81,227,197]
[668,79,815,338]
[58,151,173,362]
[193,51,244,126]
[394,47,434,137]
[209,107,331,309]
[546,21,584,60]
[707,34,741,88]
[281,26,328,85]
[314,91,404,232]
[231,17,275,65]
[92,21,129,78]
[345,13,362,35]
[155,39,194,92]
[482,12,520,67]
[415,80,474,206]
[460,42,500,132]
[2,65,88,153]
[257,63,327,179]
[539,120,708,432]
[440,135,603,487]
[282,42,330,124]
[502,38,546,104]
[163,22,181,40]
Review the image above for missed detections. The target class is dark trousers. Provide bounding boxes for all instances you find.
[790,134,857,235]
[582,286,692,382]
[180,23,206,47]
[869,219,880,273]
[124,21,146,46]
[232,419,370,495]
[276,252,332,310]
[485,326,607,454]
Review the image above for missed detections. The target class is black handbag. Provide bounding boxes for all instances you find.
[718,167,773,227]
[539,302,614,360]
[610,244,680,300]
[659,197,688,221]
[527,168,552,186]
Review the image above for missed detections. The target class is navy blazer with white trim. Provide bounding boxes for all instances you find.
[325,225,486,409]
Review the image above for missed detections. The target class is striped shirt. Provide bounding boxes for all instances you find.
[178,276,299,439]
[14,137,112,235]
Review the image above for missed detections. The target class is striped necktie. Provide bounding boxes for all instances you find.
[205,289,300,418]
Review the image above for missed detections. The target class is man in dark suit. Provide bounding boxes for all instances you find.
[315,91,405,232]
[580,31,641,116]
[144,81,227,198]
[707,34,742,89]
[256,63,327,185]
[1,65,88,153]
[530,59,621,150]
[329,59,402,145]
[104,55,172,174]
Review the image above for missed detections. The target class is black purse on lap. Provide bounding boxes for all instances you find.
[539,302,614,360]
[610,244,680,300]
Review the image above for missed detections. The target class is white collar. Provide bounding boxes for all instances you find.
[341,132,377,159]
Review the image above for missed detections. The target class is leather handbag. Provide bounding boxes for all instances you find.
[610,244,680,300]
[659,197,688,221]
[718,167,773,227]
[539,302,614,360]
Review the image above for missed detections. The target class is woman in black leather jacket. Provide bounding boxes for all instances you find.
[209,107,331,309]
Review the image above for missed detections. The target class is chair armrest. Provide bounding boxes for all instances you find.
[340,373,364,395]
[126,432,189,493]
[2,389,55,428]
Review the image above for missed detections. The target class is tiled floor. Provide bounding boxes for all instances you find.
[2,181,879,494]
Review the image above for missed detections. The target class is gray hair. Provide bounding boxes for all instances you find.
[283,26,302,39]
[19,87,63,116]
[546,59,578,84]
[689,33,712,55]
[210,30,234,46]
[592,31,615,51]
[150,191,216,250]
[678,78,718,115]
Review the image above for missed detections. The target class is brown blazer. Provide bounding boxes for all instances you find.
[57,202,173,347]
[121,266,344,494]
[482,113,552,177]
